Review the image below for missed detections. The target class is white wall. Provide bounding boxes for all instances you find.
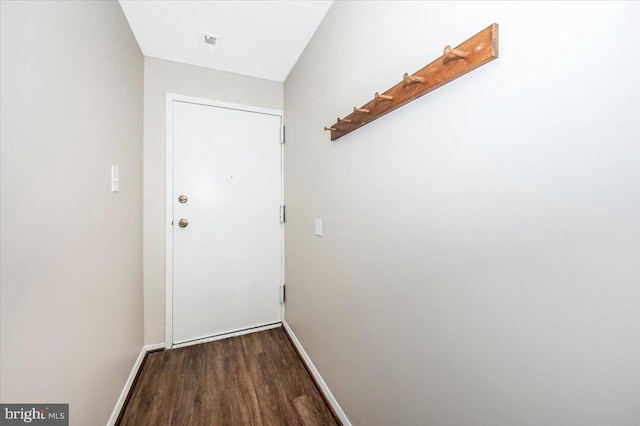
[143,58,283,344]
[284,2,640,425]
[0,1,144,424]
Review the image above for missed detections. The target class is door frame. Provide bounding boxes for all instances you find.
[164,93,284,349]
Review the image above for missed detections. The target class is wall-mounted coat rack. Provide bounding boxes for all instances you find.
[325,23,499,141]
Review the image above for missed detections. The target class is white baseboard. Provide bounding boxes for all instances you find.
[144,343,166,351]
[283,321,351,426]
[107,343,164,426]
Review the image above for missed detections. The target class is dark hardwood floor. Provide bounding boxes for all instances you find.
[117,326,339,426]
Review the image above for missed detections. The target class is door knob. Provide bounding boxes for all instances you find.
[178,195,188,203]
[178,218,189,228]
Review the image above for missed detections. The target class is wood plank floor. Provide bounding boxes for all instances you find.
[117,327,339,426]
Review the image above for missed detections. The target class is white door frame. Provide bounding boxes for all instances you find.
[165,93,284,349]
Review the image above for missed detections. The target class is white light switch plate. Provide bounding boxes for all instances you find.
[315,219,323,237]
[111,165,119,192]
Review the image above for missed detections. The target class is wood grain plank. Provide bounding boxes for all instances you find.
[117,327,338,426]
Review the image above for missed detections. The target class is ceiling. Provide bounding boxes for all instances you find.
[118,0,333,82]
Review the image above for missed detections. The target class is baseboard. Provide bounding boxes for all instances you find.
[282,321,351,426]
[106,343,164,426]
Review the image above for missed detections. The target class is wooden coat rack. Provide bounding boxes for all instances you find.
[325,23,499,141]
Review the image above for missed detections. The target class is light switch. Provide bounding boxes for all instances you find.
[111,165,119,192]
[315,219,323,237]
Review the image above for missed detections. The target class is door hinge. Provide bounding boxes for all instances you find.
[280,125,285,144]
[280,205,286,224]
[279,285,286,304]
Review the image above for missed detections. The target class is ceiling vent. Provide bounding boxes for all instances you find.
[199,31,222,55]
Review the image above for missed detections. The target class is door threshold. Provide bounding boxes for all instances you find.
[172,322,282,349]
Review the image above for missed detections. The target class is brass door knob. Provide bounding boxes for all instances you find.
[178,195,188,203]
[178,218,189,228]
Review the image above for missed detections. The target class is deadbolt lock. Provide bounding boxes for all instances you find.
[178,218,189,228]
[178,195,188,204]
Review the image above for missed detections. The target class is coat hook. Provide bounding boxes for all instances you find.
[374,92,393,101]
[403,72,425,84]
[337,117,353,123]
[324,126,337,132]
[354,107,371,114]
[443,45,468,58]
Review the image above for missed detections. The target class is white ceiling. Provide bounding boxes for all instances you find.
[118,0,333,82]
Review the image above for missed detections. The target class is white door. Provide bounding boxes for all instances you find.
[171,100,283,345]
